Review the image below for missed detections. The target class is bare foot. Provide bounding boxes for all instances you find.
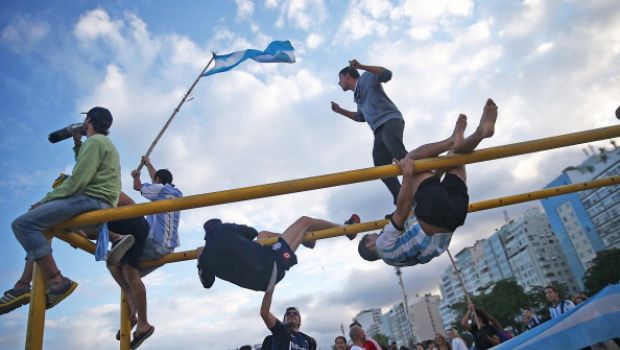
[477,98,498,138]
[451,114,467,149]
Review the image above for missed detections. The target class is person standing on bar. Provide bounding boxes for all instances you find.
[331,59,407,205]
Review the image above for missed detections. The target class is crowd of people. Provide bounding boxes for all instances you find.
[323,285,619,350]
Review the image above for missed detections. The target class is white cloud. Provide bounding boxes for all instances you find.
[235,0,255,20]
[305,33,324,49]
[536,41,554,54]
[265,0,279,8]
[499,0,546,38]
[276,0,328,31]
[0,15,49,53]
[74,8,124,43]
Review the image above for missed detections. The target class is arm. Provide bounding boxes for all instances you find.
[460,304,473,331]
[117,191,135,206]
[349,59,391,82]
[142,156,157,182]
[331,102,362,121]
[72,128,83,161]
[487,334,501,346]
[41,137,102,203]
[260,290,278,330]
[391,158,415,228]
[131,170,143,191]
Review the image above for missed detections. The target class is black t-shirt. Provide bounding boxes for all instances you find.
[198,222,275,291]
[470,323,501,350]
[262,320,312,350]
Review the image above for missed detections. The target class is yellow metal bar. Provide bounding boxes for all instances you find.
[468,176,619,212]
[25,257,47,350]
[119,290,131,350]
[138,176,620,266]
[53,231,96,255]
[54,125,620,229]
[141,249,199,268]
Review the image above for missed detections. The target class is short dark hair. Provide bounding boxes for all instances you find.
[349,321,361,328]
[155,169,173,185]
[335,335,347,344]
[86,106,113,135]
[339,66,360,79]
[358,234,380,261]
[239,346,252,350]
[544,285,557,293]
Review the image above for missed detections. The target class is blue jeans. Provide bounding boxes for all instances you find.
[139,237,174,277]
[12,193,110,260]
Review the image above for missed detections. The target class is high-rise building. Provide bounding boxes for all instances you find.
[541,145,620,289]
[497,208,578,292]
[438,208,579,327]
[355,308,383,337]
[438,236,513,326]
[410,294,444,342]
[386,301,415,346]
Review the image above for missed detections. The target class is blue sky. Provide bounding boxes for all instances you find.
[1,0,619,349]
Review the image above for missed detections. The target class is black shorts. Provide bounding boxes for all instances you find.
[413,173,469,232]
[271,237,298,284]
[107,217,149,269]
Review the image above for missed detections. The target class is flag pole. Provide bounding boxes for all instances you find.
[446,248,482,330]
[136,53,215,172]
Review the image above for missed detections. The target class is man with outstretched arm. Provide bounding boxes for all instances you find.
[130,156,182,276]
[260,290,316,350]
[357,99,498,266]
[331,59,407,205]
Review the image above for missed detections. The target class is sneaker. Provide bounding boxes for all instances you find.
[0,287,31,315]
[344,214,360,240]
[46,277,78,309]
[107,235,135,266]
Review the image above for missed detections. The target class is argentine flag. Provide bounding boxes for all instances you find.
[203,40,295,76]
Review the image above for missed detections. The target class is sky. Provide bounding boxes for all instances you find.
[1,0,619,349]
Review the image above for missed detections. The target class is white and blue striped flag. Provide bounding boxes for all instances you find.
[203,40,295,76]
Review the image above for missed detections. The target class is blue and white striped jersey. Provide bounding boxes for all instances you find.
[141,183,183,249]
[376,212,453,267]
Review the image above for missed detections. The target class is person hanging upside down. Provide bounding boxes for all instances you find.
[357,98,498,266]
[197,215,358,292]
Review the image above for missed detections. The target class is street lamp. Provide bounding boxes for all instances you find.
[395,267,415,347]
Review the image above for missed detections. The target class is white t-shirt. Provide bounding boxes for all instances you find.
[350,345,364,350]
[451,337,469,350]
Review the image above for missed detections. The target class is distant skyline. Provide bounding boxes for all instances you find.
[1,1,619,349]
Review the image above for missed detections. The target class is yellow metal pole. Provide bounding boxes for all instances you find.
[468,175,619,212]
[137,176,620,267]
[54,125,620,229]
[119,290,131,350]
[53,231,96,255]
[25,239,50,350]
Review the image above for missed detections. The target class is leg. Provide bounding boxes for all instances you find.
[14,260,34,289]
[0,260,34,314]
[452,98,497,154]
[121,265,151,335]
[12,194,106,288]
[108,265,136,314]
[373,131,401,205]
[448,98,499,182]
[406,114,467,160]
[280,216,341,251]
